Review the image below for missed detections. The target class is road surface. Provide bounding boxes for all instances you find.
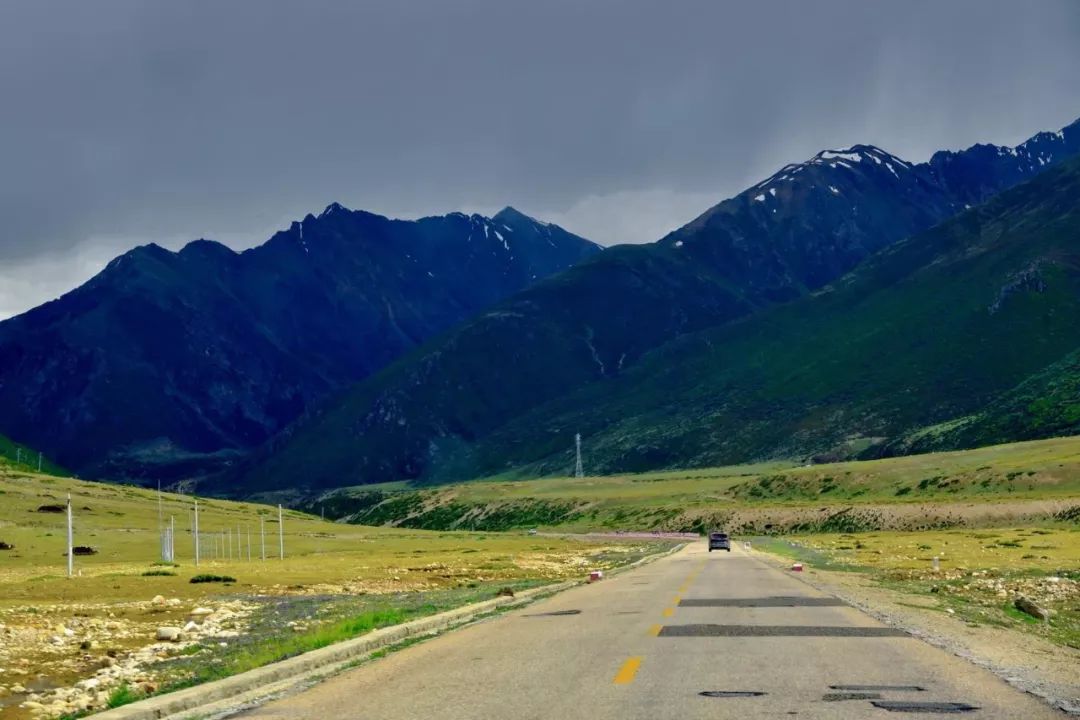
[238,543,1058,719]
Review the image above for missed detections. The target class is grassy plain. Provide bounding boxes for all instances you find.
[315,435,1080,532]
[0,462,668,719]
[759,526,1080,650]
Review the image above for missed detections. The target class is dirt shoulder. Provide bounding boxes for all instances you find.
[752,545,1080,715]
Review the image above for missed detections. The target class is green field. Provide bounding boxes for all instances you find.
[310,435,1080,532]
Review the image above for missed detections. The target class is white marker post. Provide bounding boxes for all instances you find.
[66,493,74,578]
[193,500,200,566]
[260,517,266,561]
[278,504,284,560]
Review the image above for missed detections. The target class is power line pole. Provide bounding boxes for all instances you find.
[37,452,42,472]
[260,517,266,561]
[574,433,584,478]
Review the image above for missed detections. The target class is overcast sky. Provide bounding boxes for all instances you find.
[2,0,1079,319]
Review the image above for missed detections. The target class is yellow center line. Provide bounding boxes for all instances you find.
[613,656,643,685]
[648,624,662,637]
[662,606,674,617]
[673,594,681,604]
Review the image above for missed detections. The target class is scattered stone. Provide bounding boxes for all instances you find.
[155,626,183,642]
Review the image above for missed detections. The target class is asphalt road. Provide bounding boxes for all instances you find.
[237,543,1058,719]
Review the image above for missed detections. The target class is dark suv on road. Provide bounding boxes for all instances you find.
[708,532,731,552]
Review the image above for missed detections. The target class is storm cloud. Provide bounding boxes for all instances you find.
[2,0,1079,317]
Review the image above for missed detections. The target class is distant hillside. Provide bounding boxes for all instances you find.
[237,118,1080,491]
[0,205,599,484]
[0,434,63,475]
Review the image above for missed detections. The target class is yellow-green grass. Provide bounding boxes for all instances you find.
[0,467,653,605]
[773,526,1080,649]
[449,435,1080,504]
[783,526,1080,574]
[326,436,1080,531]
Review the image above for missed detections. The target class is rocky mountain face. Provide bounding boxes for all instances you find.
[236,118,1080,492]
[0,205,600,482]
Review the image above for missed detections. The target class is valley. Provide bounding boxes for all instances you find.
[5,8,1079,719]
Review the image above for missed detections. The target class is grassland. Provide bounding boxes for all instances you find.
[310,435,1080,532]
[0,461,670,719]
[759,526,1080,651]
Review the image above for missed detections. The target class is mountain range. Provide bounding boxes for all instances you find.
[232,117,1080,492]
[2,116,1078,492]
[0,206,600,481]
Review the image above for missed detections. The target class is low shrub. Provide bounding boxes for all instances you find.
[190,574,236,584]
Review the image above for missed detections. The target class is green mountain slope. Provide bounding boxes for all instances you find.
[885,348,1080,455]
[467,154,1080,476]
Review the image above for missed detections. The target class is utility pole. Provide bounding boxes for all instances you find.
[16,448,21,466]
[278,504,284,560]
[574,433,584,478]
[66,493,74,577]
[260,517,266,561]
[37,452,42,472]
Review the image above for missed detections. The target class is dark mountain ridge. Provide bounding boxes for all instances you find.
[0,204,600,482]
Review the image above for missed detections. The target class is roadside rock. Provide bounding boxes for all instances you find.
[1013,595,1053,622]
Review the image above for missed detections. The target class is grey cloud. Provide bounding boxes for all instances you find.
[1,0,1079,316]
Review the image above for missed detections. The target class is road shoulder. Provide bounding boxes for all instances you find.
[751,545,1080,715]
